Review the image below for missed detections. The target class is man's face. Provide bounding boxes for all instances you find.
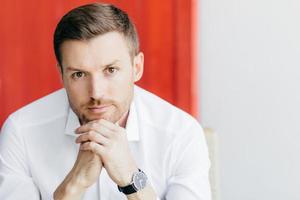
[59,32,143,124]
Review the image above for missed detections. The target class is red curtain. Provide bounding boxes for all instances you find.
[0,0,198,126]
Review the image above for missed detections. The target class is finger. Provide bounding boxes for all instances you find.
[75,122,101,134]
[98,119,122,132]
[80,141,105,155]
[76,122,113,138]
[76,131,109,145]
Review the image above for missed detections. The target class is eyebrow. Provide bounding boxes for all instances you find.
[65,60,121,72]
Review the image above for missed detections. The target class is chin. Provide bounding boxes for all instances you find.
[83,112,120,123]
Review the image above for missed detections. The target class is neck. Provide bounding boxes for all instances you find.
[117,110,129,128]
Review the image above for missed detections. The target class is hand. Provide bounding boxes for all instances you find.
[71,149,102,188]
[54,148,102,199]
[75,119,138,186]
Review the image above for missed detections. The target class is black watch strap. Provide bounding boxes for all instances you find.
[118,169,145,195]
[118,184,137,195]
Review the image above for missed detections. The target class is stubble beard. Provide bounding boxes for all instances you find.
[68,98,131,125]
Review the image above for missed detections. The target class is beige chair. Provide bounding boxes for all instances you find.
[203,128,220,200]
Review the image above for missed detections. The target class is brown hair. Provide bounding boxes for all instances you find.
[53,3,139,69]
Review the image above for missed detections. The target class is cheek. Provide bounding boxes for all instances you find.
[117,82,134,104]
[119,69,135,87]
[116,76,134,93]
[64,81,89,104]
[110,71,134,93]
[108,82,132,107]
[67,89,83,106]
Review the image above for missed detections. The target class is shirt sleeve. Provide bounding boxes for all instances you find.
[0,116,41,200]
[165,119,212,200]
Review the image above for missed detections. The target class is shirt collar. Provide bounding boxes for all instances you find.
[64,100,140,142]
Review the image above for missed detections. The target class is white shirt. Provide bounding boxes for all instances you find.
[0,86,211,200]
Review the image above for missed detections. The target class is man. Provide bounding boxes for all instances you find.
[0,3,211,200]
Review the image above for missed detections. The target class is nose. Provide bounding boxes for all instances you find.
[88,75,106,101]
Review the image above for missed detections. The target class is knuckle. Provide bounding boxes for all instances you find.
[109,131,117,139]
[85,131,91,138]
[91,123,97,129]
[97,126,104,134]
[88,131,97,140]
[88,141,95,148]
[87,130,93,136]
[80,134,86,140]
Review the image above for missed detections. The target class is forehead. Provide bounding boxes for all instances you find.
[60,32,131,68]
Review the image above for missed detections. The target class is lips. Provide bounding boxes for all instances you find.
[88,105,111,113]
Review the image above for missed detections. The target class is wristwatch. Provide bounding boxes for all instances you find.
[117,169,148,195]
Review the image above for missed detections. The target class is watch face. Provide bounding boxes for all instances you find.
[133,171,147,190]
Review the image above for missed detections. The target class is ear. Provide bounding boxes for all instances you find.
[56,63,62,74]
[56,63,64,81]
[133,52,144,82]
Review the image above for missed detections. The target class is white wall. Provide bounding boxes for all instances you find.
[199,0,300,199]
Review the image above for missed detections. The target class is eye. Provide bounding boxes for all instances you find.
[71,71,85,79]
[106,67,118,74]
